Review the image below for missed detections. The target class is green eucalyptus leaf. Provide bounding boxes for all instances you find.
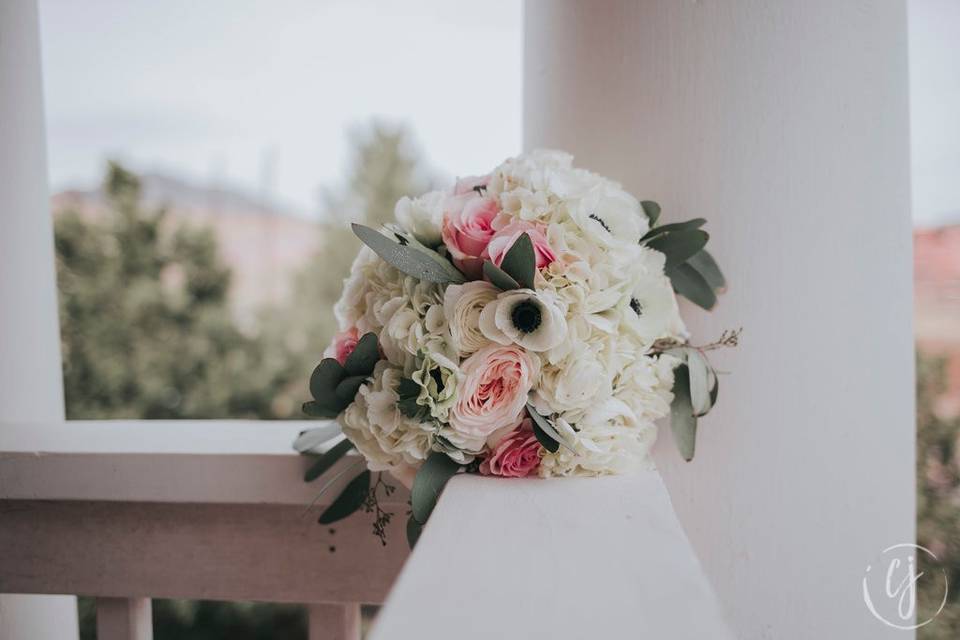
[668,263,717,310]
[526,403,574,453]
[709,367,720,408]
[647,229,709,269]
[310,358,346,407]
[304,438,354,482]
[531,415,560,453]
[335,375,367,403]
[641,201,662,226]
[352,223,466,284]
[670,365,698,461]
[483,260,521,291]
[318,470,371,524]
[406,514,423,548]
[411,451,461,524]
[302,400,341,419]
[344,332,380,376]
[640,218,707,244]
[499,232,536,289]
[293,424,343,453]
[687,250,726,290]
[686,349,712,417]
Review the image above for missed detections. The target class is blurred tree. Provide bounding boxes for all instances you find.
[917,352,960,639]
[61,127,432,639]
[265,123,434,415]
[55,162,296,419]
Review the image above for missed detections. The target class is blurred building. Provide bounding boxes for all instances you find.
[915,222,960,416]
[51,174,321,325]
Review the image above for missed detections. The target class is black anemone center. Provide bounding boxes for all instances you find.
[511,300,542,334]
[589,213,611,233]
[630,298,643,316]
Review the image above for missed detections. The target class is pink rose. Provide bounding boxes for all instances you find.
[325,327,360,365]
[441,194,499,279]
[449,344,540,439]
[487,219,557,270]
[480,417,542,477]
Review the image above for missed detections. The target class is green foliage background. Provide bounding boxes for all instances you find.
[58,125,428,639]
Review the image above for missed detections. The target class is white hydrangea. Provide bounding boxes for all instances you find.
[338,361,434,471]
[329,150,698,477]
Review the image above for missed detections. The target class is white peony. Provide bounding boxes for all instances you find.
[478,288,567,352]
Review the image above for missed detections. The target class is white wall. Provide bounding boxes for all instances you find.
[525,2,915,638]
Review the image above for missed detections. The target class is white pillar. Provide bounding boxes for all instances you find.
[525,2,914,639]
[0,1,79,638]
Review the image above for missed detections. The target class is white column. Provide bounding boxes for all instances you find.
[525,2,914,639]
[0,1,79,638]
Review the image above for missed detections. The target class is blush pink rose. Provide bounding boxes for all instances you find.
[441,194,500,279]
[487,219,557,270]
[449,344,540,439]
[480,417,542,477]
[325,327,360,365]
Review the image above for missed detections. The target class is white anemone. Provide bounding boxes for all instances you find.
[478,288,567,352]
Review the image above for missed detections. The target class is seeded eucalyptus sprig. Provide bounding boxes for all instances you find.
[652,329,741,461]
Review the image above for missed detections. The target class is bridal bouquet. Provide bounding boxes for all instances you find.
[294,150,735,545]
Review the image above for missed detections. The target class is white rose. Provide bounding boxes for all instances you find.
[443,281,498,357]
[478,288,567,352]
[394,190,445,246]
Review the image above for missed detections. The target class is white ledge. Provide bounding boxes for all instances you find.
[0,420,354,505]
[372,473,734,640]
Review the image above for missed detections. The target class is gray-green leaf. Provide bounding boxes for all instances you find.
[352,223,466,284]
[483,260,521,291]
[647,229,709,269]
[406,514,423,548]
[318,470,371,524]
[344,332,380,376]
[687,249,726,290]
[640,218,706,244]
[641,201,662,226]
[310,358,346,408]
[411,451,461,524]
[686,349,712,417]
[335,375,367,403]
[670,364,698,461]
[499,232,536,289]
[526,403,574,453]
[304,438,354,482]
[667,262,717,310]
[302,400,341,419]
[293,424,343,454]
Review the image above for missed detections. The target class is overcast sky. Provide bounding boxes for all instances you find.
[38,0,958,225]
[38,0,523,216]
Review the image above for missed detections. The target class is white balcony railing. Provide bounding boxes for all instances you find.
[0,420,410,640]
